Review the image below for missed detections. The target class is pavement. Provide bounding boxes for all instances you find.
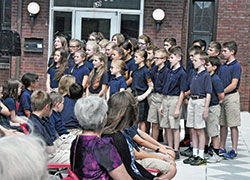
[175,112,250,180]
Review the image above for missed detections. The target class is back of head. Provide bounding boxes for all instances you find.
[103,91,138,134]
[2,79,21,100]
[31,90,51,112]
[49,91,63,108]
[164,37,177,46]
[208,56,221,73]
[193,39,207,50]
[99,39,109,48]
[69,83,84,99]
[58,75,76,96]
[74,96,107,132]
[111,60,127,74]
[188,45,202,54]
[223,41,237,55]
[21,73,38,89]
[0,135,48,180]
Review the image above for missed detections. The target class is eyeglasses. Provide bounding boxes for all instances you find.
[154,57,164,60]
[164,44,170,47]
[69,46,78,48]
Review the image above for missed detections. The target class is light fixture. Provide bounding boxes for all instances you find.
[152,8,165,32]
[27,2,40,24]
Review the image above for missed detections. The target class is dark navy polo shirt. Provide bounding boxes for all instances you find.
[109,76,127,97]
[126,57,137,72]
[48,66,59,88]
[210,74,224,106]
[190,70,212,96]
[48,57,53,67]
[186,60,197,89]
[86,59,94,72]
[67,55,75,70]
[165,60,170,69]
[218,60,241,90]
[162,66,188,96]
[49,110,69,136]
[3,97,16,112]
[29,113,53,146]
[89,71,109,94]
[71,64,90,84]
[61,95,80,129]
[107,57,112,71]
[151,65,169,94]
[17,89,33,116]
[131,66,151,93]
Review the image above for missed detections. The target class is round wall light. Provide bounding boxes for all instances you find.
[152,8,165,32]
[27,2,40,24]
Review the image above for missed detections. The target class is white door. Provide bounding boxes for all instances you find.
[75,11,118,41]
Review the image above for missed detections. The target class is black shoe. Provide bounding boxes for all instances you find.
[175,151,180,160]
[183,155,196,164]
[180,146,193,157]
[180,139,191,147]
[190,156,207,166]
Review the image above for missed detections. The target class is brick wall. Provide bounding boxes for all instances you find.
[216,0,250,111]
[11,0,49,90]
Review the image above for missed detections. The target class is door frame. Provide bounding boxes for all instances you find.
[74,11,118,41]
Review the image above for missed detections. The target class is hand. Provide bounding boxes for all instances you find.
[202,109,208,120]
[159,104,163,115]
[137,95,144,102]
[184,98,189,105]
[174,108,180,118]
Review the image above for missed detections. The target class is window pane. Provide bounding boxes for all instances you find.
[81,18,110,41]
[121,14,139,38]
[193,2,213,32]
[53,12,72,40]
[54,0,140,10]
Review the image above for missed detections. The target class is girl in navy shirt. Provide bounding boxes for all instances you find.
[2,79,26,125]
[131,50,154,132]
[107,60,127,100]
[86,52,109,98]
[47,48,69,93]
[86,41,100,72]
[71,50,89,90]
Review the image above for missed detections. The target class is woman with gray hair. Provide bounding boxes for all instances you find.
[70,96,132,180]
[0,135,49,180]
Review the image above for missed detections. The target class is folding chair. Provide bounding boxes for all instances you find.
[48,163,79,180]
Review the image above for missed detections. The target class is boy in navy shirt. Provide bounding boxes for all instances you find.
[218,41,242,159]
[147,49,169,141]
[160,47,187,159]
[183,51,212,166]
[205,56,224,163]
[17,73,39,117]
[29,90,71,163]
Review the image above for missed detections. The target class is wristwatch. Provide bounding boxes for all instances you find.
[155,146,160,152]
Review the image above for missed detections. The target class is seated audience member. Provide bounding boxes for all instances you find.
[29,90,70,163]
[104,91,176,180]
[0,135,49,180]
[70,96,132,180]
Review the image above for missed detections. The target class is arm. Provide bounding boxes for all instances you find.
[82,75,89,89]
[109,164,132,180]
[106,87,110,101]
[24,110,31,118]
[138,81,154,101]
[218,92,225,104]
[46,74,51,93]
[98,84,108,98]
[86,87,90,97]
[134,148,166,161]
[0,102,10,117]
[224,78,238,94]
[174,91,185,118]
[126,71,133,86]
[203,93,211,120]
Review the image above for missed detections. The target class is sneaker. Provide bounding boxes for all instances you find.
[224,149,237,159]
[219,148,227,157]
[183,155,196,164]
[207,146,214,156]
[204,153,210,160]
[180,146,193,157]
[207,152,222,163]
[190,156,207,166]
[175,152,180,160]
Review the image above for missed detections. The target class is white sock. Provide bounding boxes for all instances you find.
[193,148,198,157]
[199,149,204,158]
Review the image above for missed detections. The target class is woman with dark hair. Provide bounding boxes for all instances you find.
[103,91,156,180]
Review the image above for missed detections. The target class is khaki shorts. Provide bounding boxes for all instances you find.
[187,98,206,129]
[219,92,241,127]
[147,93,163,124]
[136,148,171,174]
[161,95,181,129]
[206,105,220,137]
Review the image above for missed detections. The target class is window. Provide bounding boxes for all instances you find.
[188,0,218,50]
[53,11,72,41]
[121,14,140,38]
